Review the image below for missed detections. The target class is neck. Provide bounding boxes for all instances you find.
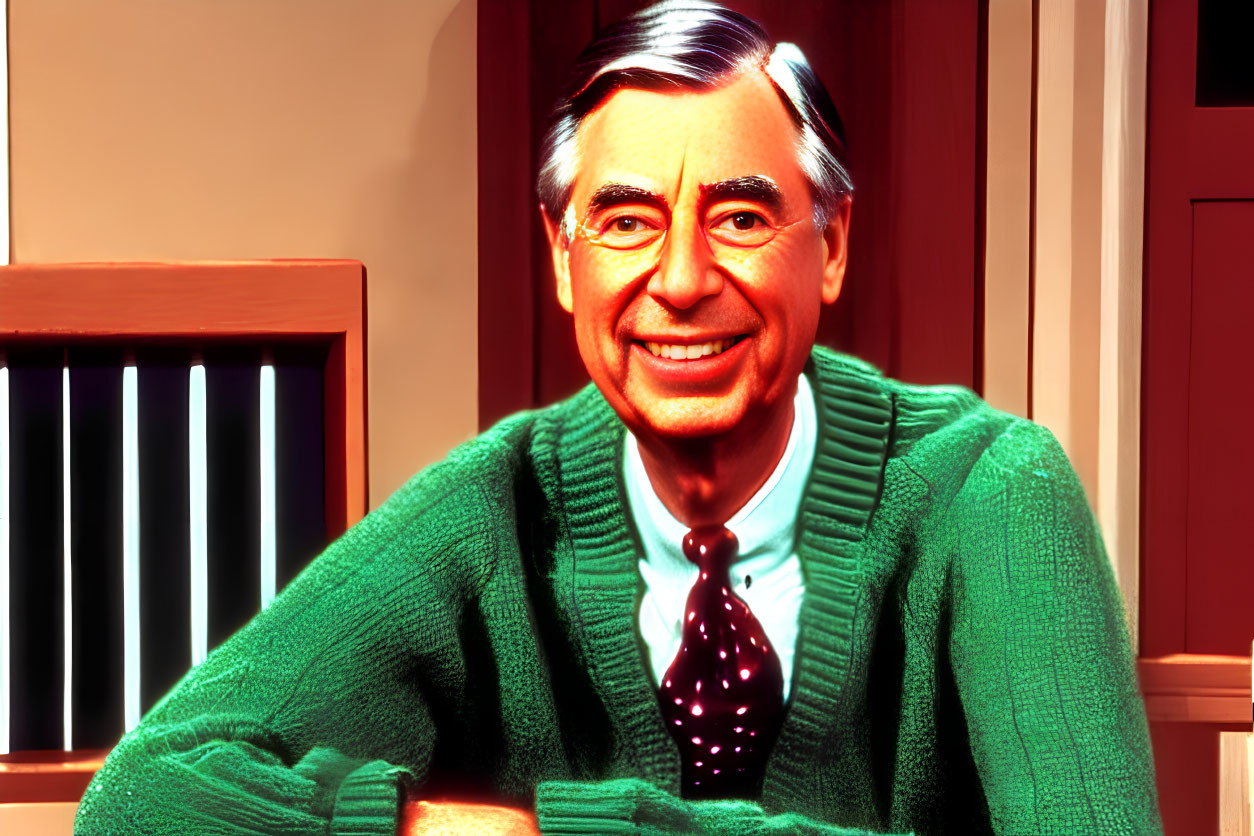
[635,387,797,529]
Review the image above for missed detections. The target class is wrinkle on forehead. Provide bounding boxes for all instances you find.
[571,71,808,220]
[674,133,689,207]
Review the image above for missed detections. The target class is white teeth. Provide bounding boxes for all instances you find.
[643,338,739,360]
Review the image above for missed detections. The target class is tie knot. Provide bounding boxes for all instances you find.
[681,525,738,571]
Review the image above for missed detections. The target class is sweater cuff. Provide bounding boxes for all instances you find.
[329,759,415,836]
[536,780,639,833]
[536,778,768,835]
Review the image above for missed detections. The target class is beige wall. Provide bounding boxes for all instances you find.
[9,0,479,509]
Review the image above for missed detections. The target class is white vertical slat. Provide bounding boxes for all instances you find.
[1,5,16,751]
[0,358,10,755]
[0,0,10,267]
[62,363,72,751]
[121,364,140,732]
[189,362,208,667]
[259,364,276,610]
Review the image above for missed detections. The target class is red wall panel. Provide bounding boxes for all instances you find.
[1184,200,1254,655]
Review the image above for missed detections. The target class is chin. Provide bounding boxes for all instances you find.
[631,397,746,441]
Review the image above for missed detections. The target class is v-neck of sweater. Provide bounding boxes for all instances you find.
[625,374,816,700]
[552,347,893,805]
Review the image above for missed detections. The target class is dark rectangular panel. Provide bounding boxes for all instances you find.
[275,356,326,592]
[67,352,125,749]
[137,354,192,713]
[6,350,64,751]
[206,358,260,650]
[1196,0,1254,106]
[1186,200,1254,655]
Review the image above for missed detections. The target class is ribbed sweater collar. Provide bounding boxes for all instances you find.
[551,346,893,807]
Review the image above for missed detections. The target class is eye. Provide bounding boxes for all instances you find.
[708,211,775,247]
[593,214,665,249]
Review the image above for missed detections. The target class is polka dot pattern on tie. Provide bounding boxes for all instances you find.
[658,525,785,799]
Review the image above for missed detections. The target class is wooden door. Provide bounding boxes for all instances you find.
[1142,1,1254,832]
[1143,0,1254,660]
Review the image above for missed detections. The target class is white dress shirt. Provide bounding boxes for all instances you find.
[624,373,816,701]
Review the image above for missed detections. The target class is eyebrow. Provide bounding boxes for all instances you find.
[584,176,786,218]
[700,176,785,213]
[586,183,669,217]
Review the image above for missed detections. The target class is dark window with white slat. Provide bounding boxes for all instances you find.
[0,344,335,754]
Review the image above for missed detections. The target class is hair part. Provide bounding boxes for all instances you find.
[537,0,852,241]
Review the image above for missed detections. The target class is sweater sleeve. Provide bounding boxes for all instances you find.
[77,726,415,836]
[946,420,1162,834]
[72,468,483,836]
[534,779,915,835]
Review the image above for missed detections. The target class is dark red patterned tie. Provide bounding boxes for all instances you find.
[658,525,785,799]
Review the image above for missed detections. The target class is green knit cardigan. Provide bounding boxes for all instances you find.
[75,347,1162,835]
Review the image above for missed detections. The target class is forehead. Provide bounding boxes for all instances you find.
[573,71,808,208]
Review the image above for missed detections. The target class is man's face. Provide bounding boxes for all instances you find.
[547,71,848,443]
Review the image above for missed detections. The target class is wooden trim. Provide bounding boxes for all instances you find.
[982,0,1032,420]
[1139,0,1196,658]
[973,0,989,396]
[1008,0,1143,639]
[1139,655,1252,724]
[0,260,367,533]
[0,260,360,338]
[1218,733,1252,836]
[1031,0,1106,509]
[1097,0,1148,649]
[0,750,105,803]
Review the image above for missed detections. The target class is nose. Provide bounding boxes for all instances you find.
[646,214,723,310]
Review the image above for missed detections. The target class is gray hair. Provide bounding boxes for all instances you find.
[537,0,852,239]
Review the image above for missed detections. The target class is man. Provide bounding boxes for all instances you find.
[76,3,1161,834]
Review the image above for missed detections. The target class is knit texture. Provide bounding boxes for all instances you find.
[74,347,1162,835]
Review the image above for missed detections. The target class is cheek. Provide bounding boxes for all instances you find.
[570,249,627,308]
[567,254,622,367]
[569,250,650,337]
[719,239,826,322]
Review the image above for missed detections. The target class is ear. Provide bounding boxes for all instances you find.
[541,204,574,313]
[819,197,851,306]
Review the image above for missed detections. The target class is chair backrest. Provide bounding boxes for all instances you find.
[0,260,366,802]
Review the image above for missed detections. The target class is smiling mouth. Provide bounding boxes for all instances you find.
[637,336,746,360]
